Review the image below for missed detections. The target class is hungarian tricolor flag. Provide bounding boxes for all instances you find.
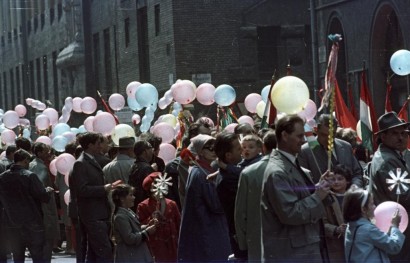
[359,70,378,152]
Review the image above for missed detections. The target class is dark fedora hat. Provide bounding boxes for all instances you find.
[115,136,136,148]
[376,112,408,134]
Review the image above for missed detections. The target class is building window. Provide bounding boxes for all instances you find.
[29,61,34,98]
[58,3,62,20]
[52,51,59,109]
[124,18,130,47]
[34,16,38,32]
[43,56,48,101]
[155,4,160,36]
[41,13,45,29]
[7,32,11,44]
[13,29,17,40]
[10,70,15,106]
[3,72,8,109]
[27,20,31,36]
[50,8,55,24]
[104,28,112,94]
[1,36,4,47]
[16,66,21,102]
[36,58,42,100]
[93,33,100,90]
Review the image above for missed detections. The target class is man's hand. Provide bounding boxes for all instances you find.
[45,187,54,193]
[391,208,402,228]
[315,172,331,200]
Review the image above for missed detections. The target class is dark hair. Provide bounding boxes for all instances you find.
[75,146,83,159]
[5,145,17,156]
[333,164,353,188]
[355,143,369,163]
[111,184,134,214]
[78,132,101,150]
[263,130,277,153]
[234,123,254,135]
[257,127,271,139]
[275,115,304,142]
[15,137,31,152]
[65,142,78,156]
[148,135,162,151]
[342,188,371,222]
[14,149,31,163]
[32,142,49,157]
[317,114,338,129]
[214,132,239,163]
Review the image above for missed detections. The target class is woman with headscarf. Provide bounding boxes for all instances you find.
[177,134,231,262]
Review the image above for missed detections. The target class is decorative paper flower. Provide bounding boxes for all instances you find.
[386,168,410,195]
[151,173,173,198]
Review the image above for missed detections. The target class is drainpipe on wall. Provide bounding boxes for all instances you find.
[310,0,319,106]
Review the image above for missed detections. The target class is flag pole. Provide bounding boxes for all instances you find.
[261,70,276,129]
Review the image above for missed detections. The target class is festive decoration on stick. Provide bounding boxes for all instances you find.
[386,168,410,203]
[151,173,173,199]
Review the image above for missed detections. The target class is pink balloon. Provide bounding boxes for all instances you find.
[43,108,59,125]
[197,117,215,128]
[152,122,175,144]
[3,110,19,129]
[224,123,238,133]
[72,97,83,113]
[375,201,408,233]
[238,115,255,126]
[36,135,52,146]
[158,143,176,164]
[19,118,30,128]
[109,93,125,111]
[298,99,317,121]
[93,112,116,136]
[244,93,262,113]
[196,83,216,105]
[37,103,46,111]
[171,80,196,104]
[55,153,76,176]
[64,190,70,205]
[65,97,73,111]
[15,104,27,117]
[1,129,16,145]
[84,116,95,132]
[25,98,33,106]
[132,114,141,125]
[35,114,50,130]
[81,97,97,114]
[49,158,58,176]
[126,81,141,98]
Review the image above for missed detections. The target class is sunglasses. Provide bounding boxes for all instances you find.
[203,146,215,151]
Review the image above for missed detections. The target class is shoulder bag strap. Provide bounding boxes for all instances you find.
[347,225,362,263]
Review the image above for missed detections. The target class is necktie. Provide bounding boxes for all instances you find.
[295,159,315,194]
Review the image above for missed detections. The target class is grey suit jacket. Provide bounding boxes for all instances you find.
[261,150,325,262]
[113,207,153,263]
[298,138,363,187]
[235,155,269,261]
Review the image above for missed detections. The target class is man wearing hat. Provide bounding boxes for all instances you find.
[369,111,410,261]
[103,136,136,184]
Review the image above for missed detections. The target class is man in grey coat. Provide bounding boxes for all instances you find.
[103,137,136,184]
[298,114,363,187]
[261,115,331,262]
[235,130,276,261]
[30,142,60,262]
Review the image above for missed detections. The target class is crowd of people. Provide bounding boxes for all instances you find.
[0,110,408,263]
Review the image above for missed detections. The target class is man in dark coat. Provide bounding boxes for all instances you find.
[369,111,410,262]
[70,132,114,262]
[129,140,155,209]
[0,149,53,263]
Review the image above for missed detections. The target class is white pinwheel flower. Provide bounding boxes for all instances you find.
[386,168,410,195]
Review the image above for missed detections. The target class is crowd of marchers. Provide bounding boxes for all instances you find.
[0,111,408,263]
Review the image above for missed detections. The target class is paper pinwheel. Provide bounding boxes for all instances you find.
[386,168,410,196]
[151,173,173,199]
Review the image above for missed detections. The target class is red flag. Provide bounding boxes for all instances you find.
[347,83,358,120]
[398,99,409,121]
[385,83,393,113]
[334,81,357,130]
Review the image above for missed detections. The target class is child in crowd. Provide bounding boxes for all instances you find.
[218,134,263,173]
[343,188,404,262]
[324,164,352,262]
